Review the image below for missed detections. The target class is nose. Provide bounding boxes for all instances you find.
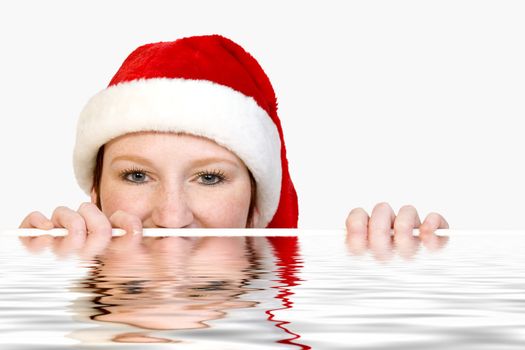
[147,186,195,228]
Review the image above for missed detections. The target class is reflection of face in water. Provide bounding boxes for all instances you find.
[18,234,305,346]
[73,236,269,342]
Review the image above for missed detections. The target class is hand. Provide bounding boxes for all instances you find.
[345,202,449,260]
[18,203,144,257]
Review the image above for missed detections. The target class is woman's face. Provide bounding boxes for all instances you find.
[92,132,256,228]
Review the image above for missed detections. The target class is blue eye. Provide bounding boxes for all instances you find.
[128,172,147,182]
[120,169,149,184]
[196,170,226,186]
[200,174,221,185]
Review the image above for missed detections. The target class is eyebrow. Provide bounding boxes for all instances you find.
[110,155,156,168]
[110,155,241,169]
[190,157,241,169]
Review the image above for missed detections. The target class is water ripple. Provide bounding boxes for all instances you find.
[1,232,525,349]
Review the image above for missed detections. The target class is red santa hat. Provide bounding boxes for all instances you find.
[73,34,298,228]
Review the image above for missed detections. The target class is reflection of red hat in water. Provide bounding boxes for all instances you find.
[74,34,298,229]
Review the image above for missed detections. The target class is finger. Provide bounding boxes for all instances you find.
[420,212,449,234]
[419,212,450,251]
[109,210,143,235]
[392,205,422,259]
[368,203,396,259]
[393,205,421,238]
[368,202,395,239]
[19,211,54,230]
[77,202,112,235]
[50,206,87,254]
[77,202,112,259]
[369,202,395,236]
[392,205,420,257]
[345,208,369,255]
[108,210,143,248]
[51,206,87,235]
[346,208,369,235]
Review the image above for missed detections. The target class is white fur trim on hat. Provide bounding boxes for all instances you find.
[73,78,282,227]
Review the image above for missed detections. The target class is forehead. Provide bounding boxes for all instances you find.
[104,131,243,164]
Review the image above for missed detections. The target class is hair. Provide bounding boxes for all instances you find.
[91,145,258,228]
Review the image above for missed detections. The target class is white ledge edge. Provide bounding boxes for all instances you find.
[1,228,519,237]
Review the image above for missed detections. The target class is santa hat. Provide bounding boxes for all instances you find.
[73,34,298,228]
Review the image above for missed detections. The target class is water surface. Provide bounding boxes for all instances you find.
[1,230,524,349]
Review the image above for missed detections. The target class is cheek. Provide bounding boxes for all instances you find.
[99,180,154,220]
[192,183,252,227]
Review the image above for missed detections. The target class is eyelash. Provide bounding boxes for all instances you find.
[118,168,227,186]
[194,169,227,186]
[119,167,150,185]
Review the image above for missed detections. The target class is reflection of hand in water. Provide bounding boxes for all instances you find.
[345,203,449,260]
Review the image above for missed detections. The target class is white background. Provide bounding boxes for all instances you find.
[0,0,523,229]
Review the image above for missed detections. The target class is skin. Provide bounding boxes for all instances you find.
[85,236,261,333]
[345,203,449,260]
[98,132,255,229]
[19,132,449,259]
